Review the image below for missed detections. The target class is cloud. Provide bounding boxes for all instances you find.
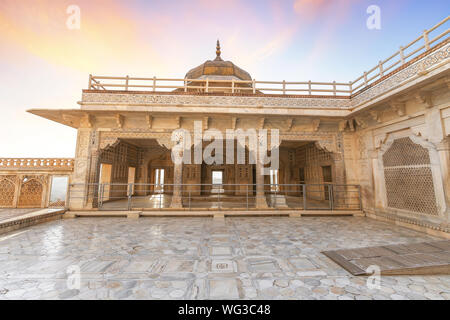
[0,0,162,73]
[293,0,358,22]
[0,0,359,77]
[0,0,310,74]
[293,0,332,18]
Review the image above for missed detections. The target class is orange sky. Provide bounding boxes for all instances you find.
[0,0,447,157]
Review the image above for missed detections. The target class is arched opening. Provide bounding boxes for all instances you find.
[380,135,441,216]
[92,137,353,210]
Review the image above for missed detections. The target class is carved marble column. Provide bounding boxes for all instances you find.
[424,102,450,220]
[437,138,450,220]
[171,149,183,208]
[69,128,94,210]
[369,148,386,209]
[255,159,268,209]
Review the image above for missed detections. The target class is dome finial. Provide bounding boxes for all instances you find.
[216,39,221,59]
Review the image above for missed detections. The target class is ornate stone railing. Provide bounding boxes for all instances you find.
[87,17,448,97]
[351,16,449,94]
[0,158,74,170]
[89,75,352,96]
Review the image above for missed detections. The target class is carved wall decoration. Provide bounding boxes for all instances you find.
[82,92,352,109]
[17,176,45,208]
[0,176,16,207]
[382,137,438,215]
[295,142,336,200]
[378,132,447,217]
[76,130,90,158]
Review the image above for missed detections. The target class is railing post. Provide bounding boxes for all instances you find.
[252,79,256,94]
[349,81,353,95]
[125,75,129,91]
[308,80,312,95]
[88,74,92,90]
[66,183,71,210]
[153,76,156,92]
[358,185,363,211]
[423,30,430,50]
[333,81,336,96]
[329,184,334,210]
[99,183,104,209]
[206,78,209,93]
[160,185,163,210]
[184,79,187,92]
[218,188,221,210]
[378,61,384,77]
[282,80,286,95]
[274,185,277,209]
[231,79,235,94]
[246,185,249,211]
[302,184,306,210]
[127,183,132,211]
[399,46,405,65]
[364,72,368,86]
[189,191,191,210]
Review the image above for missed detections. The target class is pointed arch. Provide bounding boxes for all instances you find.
[18,177,44,208]
[378,131,446,216]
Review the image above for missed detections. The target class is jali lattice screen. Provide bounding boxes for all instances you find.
[382,137,438,215]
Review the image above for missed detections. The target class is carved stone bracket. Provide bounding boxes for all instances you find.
[370,110,382,123]
[146,115,153,129]
[99,137,120,150]
[231,117,237,130]
[348,119,355,132]
[314,139,338,154]
[80,114,94,128]
[203,117,210,130]
[259,118,265,129]
[390,101,406,116]
[415,92,433,108]
[338,120,347,132]
[156,135,174,150]
[286,118,294,131]
[311,119,320,132]
[116,114,124,129]
[354,116,368,129]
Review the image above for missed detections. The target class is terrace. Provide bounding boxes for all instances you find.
[84,17,449,99]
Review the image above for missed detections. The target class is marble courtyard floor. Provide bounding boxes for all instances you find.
[0,209,38,223]
[0,216,449,300]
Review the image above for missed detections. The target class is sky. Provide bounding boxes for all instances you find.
[0,0,448,157]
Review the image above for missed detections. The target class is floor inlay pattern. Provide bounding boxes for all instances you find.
[0,216,449,300]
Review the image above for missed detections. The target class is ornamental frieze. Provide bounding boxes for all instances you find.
[98,130,340,154]
[82,92,351,109]
[351,43,449,107]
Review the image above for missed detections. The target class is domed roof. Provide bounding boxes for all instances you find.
[185,41,252,81]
